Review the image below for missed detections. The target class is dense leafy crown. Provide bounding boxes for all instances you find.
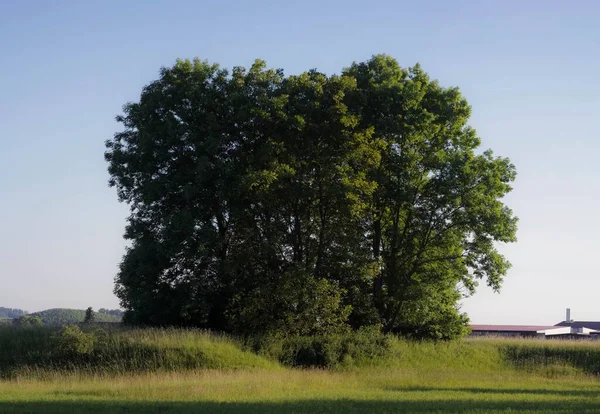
[105,55,517,339]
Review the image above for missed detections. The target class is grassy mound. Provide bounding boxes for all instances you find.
[0,326,278,378]
[496,337,600,376]
[379,337,600,377]
[5,326,600,380]
[4,333,600,412]
[252,334,600,376]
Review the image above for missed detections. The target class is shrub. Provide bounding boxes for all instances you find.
[53,325,96,358]
[248,325,392,368]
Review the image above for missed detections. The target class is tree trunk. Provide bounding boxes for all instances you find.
[373,215,383,298]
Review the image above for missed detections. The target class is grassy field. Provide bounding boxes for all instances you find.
[3,328,600,412]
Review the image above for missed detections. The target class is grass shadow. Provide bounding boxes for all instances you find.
[3,398,600,413]
[500,344,600,376]
[391,386,600,397]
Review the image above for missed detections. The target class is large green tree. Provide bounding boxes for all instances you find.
[105,55,517,338]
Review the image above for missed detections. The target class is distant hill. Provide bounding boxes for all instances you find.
[0,307,27,319]
[30,308,122,325]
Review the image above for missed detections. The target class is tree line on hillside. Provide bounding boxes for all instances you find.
[0,307,27,319]
[32,309,122,325]
[7,308,122,326]
[105,55,517,339]
[98,308,125,317]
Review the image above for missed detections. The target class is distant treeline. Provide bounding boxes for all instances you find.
[29,309,122,325]
[0,307,123,325]
[98,309,124,318]
[0,307,27,319]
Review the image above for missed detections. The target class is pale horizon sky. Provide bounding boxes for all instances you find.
[1,1,599,325]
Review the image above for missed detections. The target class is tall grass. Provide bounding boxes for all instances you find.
[5,331,600,412]
[0,326,278,378]
[4,326,600,381]
[488,336,600,376]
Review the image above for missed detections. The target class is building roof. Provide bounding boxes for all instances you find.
[555,321,600,330]
[470,325,556,332]
[539,326,599,336]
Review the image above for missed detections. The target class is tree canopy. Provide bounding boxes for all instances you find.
[84,307,95,324]
[12,315,43,328]
[0,307,27,319]
[105,55,517,339]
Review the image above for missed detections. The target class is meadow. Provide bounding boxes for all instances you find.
[3,326,600,413]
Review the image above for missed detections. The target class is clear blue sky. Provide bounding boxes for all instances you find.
[1,0,599,324]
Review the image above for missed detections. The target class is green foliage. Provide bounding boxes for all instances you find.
[0,326,58,377]
[248,325,391,368]
[106,55,517,339]
[0,326,276,378]
[83,307,95,324]
[6,324,600,387]
[228,271,351,336]
[0,307,27,319]
[52,325,96,357]
[31,308,121,325]
[12,315,43,328]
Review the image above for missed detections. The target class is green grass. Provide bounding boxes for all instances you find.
[4,331,600,412]
[0,326,278,378]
